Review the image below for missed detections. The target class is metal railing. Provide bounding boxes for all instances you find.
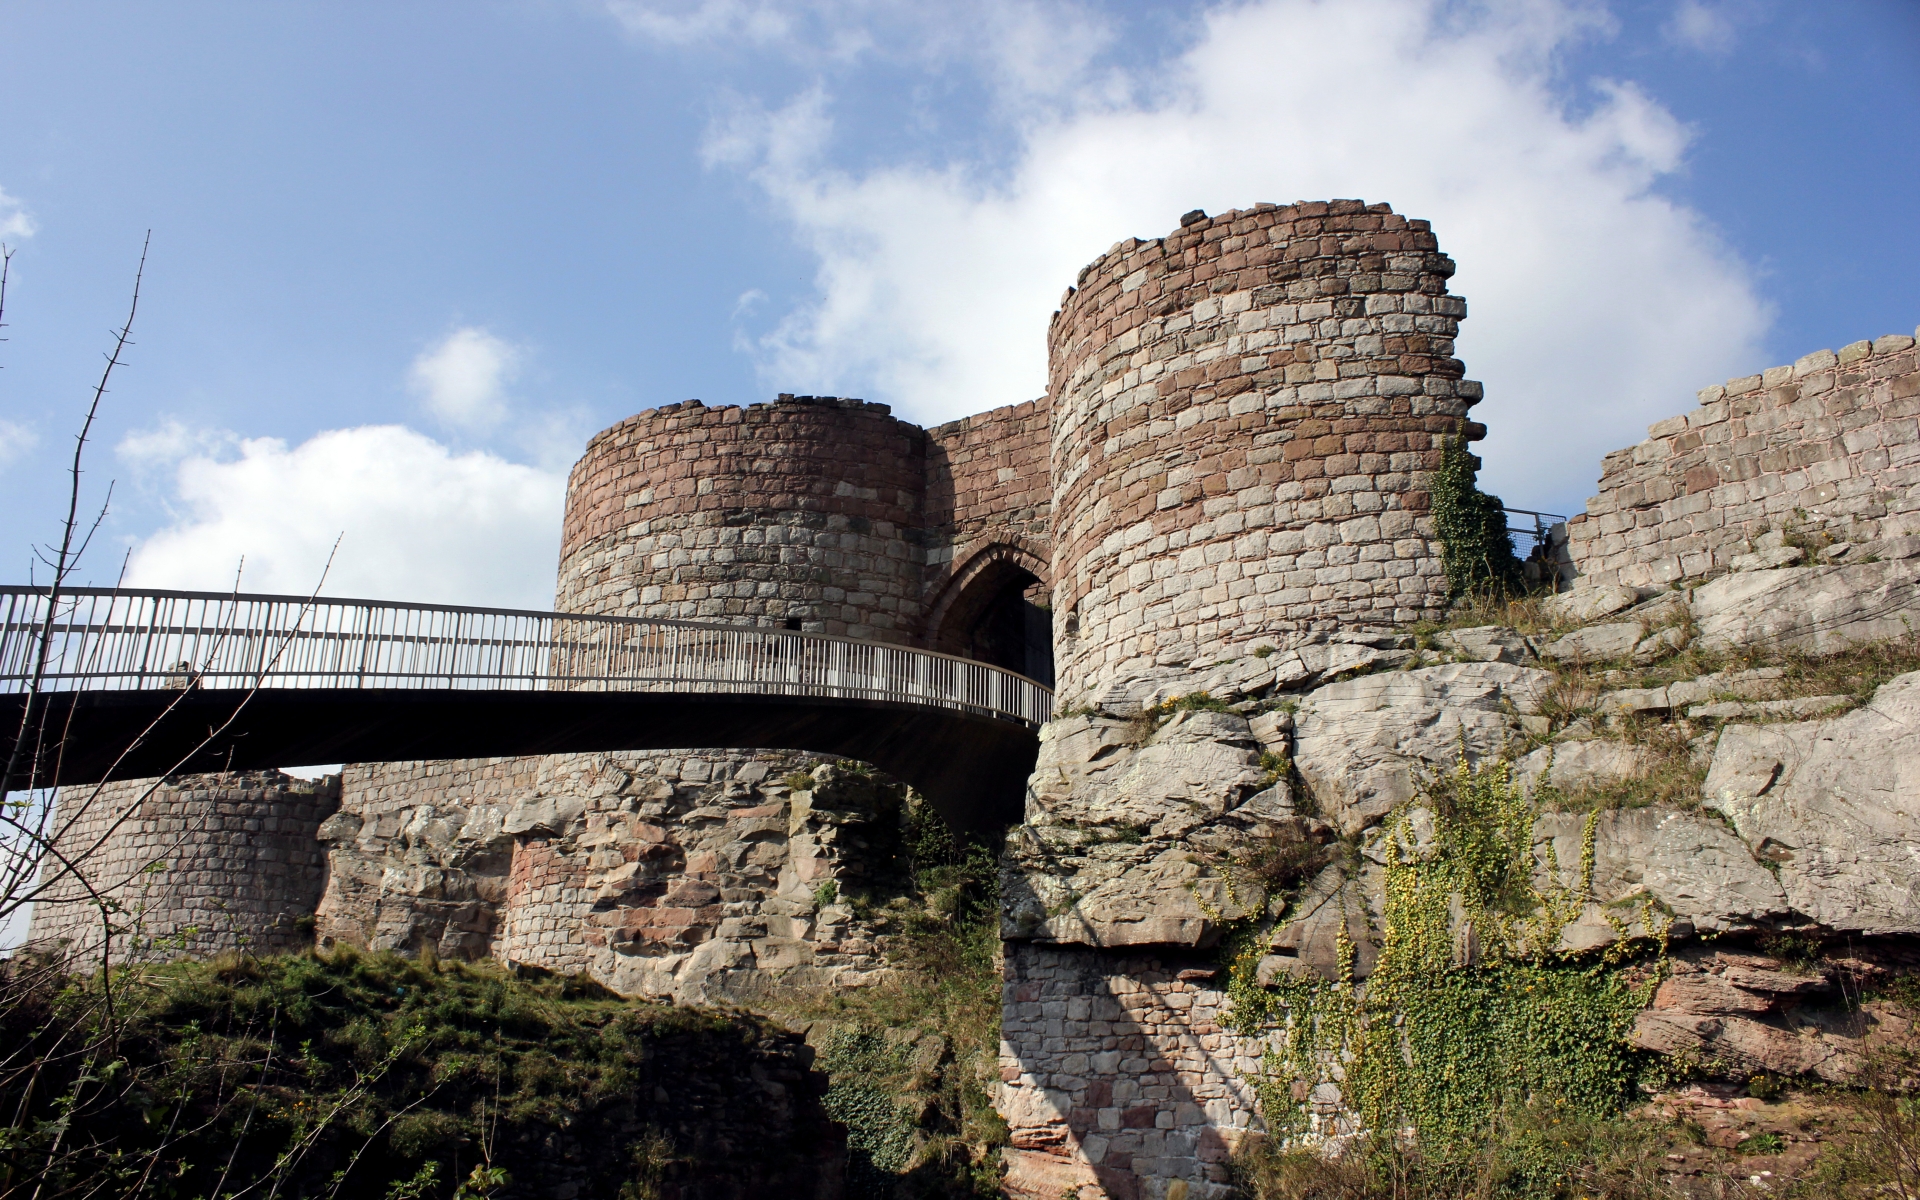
[1503,507,1568,554]
[0,586,1053,728]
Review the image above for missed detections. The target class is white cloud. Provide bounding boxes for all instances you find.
[691,0,1770,514]
[116,418,233,472]
[120,425,566,609]
[0,186,34,241]
[408,327,521,432]
[1665,0,1739,54]
[0,420,36,469]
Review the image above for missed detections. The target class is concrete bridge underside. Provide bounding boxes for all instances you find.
[8,689,1037,832]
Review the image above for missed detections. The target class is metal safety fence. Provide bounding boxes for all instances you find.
[0,586,1053,727]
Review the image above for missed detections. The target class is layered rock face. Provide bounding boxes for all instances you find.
[1048,201,1482,702]
[316,750,915,1006]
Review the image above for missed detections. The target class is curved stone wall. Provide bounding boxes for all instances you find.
[1047,200,1483,699]
[557,394,927,642]
[30,772,337,962]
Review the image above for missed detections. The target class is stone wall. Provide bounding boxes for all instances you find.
[313,756,534,958]
[31,772,338,962]
[923,396,1054,647]
[1047,201,1480,701]
[1567,329,1920,588]
[998,944,1264,1200]
[557,394,929,641]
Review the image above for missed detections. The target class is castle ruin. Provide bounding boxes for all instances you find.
[30,198,1920,1200]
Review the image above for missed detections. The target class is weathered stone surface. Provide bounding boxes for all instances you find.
[1687,695,1852,721]
[1626,947,1913,1084]
[1691,560,1920,654]
[1539,621,1640,662]
[1025,709,1266,837]
[1703,672,1920,934]
[1002,833,1246,947]
[318,752,913,1005]
[1292,663,1552,834]
[1514,738,1648,797]
[1540,619,1687,665]
[1533,807,1790,950]
[1435,625,1531,663]
[1262,859,1384,981]
[1543,583,1640,625]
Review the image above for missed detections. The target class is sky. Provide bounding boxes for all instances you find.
[0,0,1915,611]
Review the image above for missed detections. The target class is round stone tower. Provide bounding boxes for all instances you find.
[557,395,927,641]
[1047,200,1485,699]
[30,772,338,962]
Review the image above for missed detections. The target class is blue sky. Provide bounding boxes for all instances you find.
[0,0,1915,609]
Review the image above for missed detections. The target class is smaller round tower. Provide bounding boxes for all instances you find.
[557,395,928,641]
[1047,200,1485,699]
[29,772,338,962]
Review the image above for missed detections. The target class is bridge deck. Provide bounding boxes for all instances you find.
[2,587,1052,829]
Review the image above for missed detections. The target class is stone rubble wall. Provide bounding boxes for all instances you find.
[557,395,929,641]
[315,750,912,1006]
[31,772,338,962]
[1047,201,1479,701]
[313,756,534,958]
[494,752,907,1005]
[923,396,1054,644]
[1566,329,1920,589]
[998,944,1264,1200]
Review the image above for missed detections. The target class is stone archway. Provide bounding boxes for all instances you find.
[925,543,1054,687]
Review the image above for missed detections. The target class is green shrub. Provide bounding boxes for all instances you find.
[1429,435,1523,597]
[0,951,825,1199]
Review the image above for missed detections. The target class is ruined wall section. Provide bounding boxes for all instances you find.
[999,946,1264,1200]
[494,750,911,1006]
[31,772,338,962]
[557,395,928,642]
[922,396,1054,640]
[1567,331,1920,588]
[313,757,534,959]
[1047,201,1480,701]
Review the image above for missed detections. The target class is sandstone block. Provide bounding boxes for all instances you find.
[1292,663,1551,834]
[1702,672,1920,933]
[1690,560,1920,654]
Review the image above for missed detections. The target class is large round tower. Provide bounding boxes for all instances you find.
[1046,200,1484,699]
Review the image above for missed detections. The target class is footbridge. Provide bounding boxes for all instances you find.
[0,586,1053,830]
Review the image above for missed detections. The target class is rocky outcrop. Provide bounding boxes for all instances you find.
[1533,808,1791,951]
[1629,944,1918,1084]
[1000,708,1272,948]
[1702,672,1920,935]
[1692,559,1920,654]
[1291,662,1553,834]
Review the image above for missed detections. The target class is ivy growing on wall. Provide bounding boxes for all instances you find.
[1224,756,1667,1186]
[1429,435,1524,597]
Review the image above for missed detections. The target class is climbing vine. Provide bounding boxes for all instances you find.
[1225,754,1669,1183]
[1429,435,1524,596]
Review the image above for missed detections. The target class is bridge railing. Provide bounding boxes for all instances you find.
[0,586,1053,727]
